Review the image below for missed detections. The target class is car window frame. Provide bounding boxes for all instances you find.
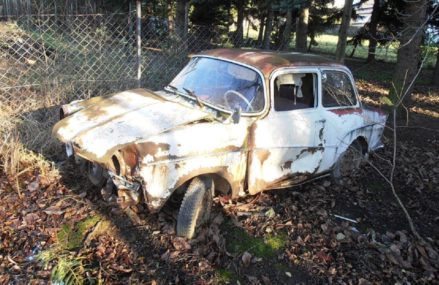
[269,67,321,114]
[319,67,361,109]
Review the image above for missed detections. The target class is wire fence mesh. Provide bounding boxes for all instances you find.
[0,13,263,158]
[0,13,263,107]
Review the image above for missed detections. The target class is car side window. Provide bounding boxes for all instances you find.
[274,73,316,111]
[322,70,357,107]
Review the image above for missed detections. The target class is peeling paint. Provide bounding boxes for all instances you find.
[53,50,387,213]
[256,149,271,165]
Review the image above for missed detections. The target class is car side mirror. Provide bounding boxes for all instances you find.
[232,107,241,124]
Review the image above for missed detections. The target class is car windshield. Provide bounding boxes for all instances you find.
[168,57,265,113]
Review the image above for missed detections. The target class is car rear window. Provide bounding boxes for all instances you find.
[322,70,357,107]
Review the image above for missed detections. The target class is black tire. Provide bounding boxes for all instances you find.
[176,177,214,239]
[332,141,364,184]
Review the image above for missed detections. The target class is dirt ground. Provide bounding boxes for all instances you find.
[1,59,439,284]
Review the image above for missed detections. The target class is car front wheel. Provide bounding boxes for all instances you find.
[177,177,214,239]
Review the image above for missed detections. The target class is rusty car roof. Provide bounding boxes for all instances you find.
[194,48,345,78]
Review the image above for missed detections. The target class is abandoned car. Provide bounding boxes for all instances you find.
[53,49,387,238]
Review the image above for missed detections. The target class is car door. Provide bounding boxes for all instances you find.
[317,68,364,171]
[247,68,326,194]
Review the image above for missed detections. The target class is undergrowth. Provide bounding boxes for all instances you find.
[36,215,102,285]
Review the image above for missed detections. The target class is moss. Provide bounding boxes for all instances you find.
[223,222,287,258]
[57,215,101,250]
[265,235,287,251]
[214,268,237,284]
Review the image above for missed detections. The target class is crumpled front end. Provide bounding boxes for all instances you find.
[53,88,210,162]
[53,88,251,212]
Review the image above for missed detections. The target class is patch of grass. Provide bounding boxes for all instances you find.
[265,235,287,251]
[224,222,287,258]
[354,65,394,84]
[57,215,101,250]
[37,216,101,285]
[308,34,437,68]
[214,268,238,284]
[37,249,86,285]
[50,257,85,285]
[37,246,88,285]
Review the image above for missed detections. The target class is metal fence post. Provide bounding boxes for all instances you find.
[136,0,142,88]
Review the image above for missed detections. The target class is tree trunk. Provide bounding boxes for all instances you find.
[280,8,293,50]
[176,0,188,39]
[257,14,266,46]
[235,0,245,46]
[433,49,439,86]
[367,0,380,62]
[390,0,427,107]
[168,1,174,32]
[335,0,353,63]
[296,7,309,52]
[263,2,273,49]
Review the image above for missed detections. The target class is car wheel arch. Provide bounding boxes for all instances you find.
[173,172,235,198]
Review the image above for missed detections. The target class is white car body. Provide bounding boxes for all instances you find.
[53,49,387,212]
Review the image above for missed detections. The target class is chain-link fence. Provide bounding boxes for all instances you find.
[0,13,262,161]
[0,13,262,106]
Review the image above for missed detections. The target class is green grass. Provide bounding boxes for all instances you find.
[36,215,102,285]
[224,222,287,258]
[214,268,239,284]
[241,24,438,69]
[57,215,101,250]
[354,64,394,83]
[309,34,437,69]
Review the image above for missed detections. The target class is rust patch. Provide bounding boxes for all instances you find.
[245,122,258,194]
[54,89,166,135]
[196,49,345,78]
[282,160,293,170]
[256,149,270,165]
[223,145,241,152]
[252,172,313,194]
[295,146,324,160]
[211,145,241,154]
[120,145,138,169]
[136,142,171,157]
[319,127,324,141]
[329,108,362,116]
[247,122,257,150]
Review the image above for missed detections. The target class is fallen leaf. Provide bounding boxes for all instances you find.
[43,206,65,215]
[265,208,275,218]
[336,233,345,241]
[172,237,191,251]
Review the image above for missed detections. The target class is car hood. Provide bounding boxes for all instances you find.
[53,88,212,162]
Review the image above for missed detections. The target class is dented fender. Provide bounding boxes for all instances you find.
[117,120,253,212]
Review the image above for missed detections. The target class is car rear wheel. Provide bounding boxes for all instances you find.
[332,141,364,184]
[176,177,214,239]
